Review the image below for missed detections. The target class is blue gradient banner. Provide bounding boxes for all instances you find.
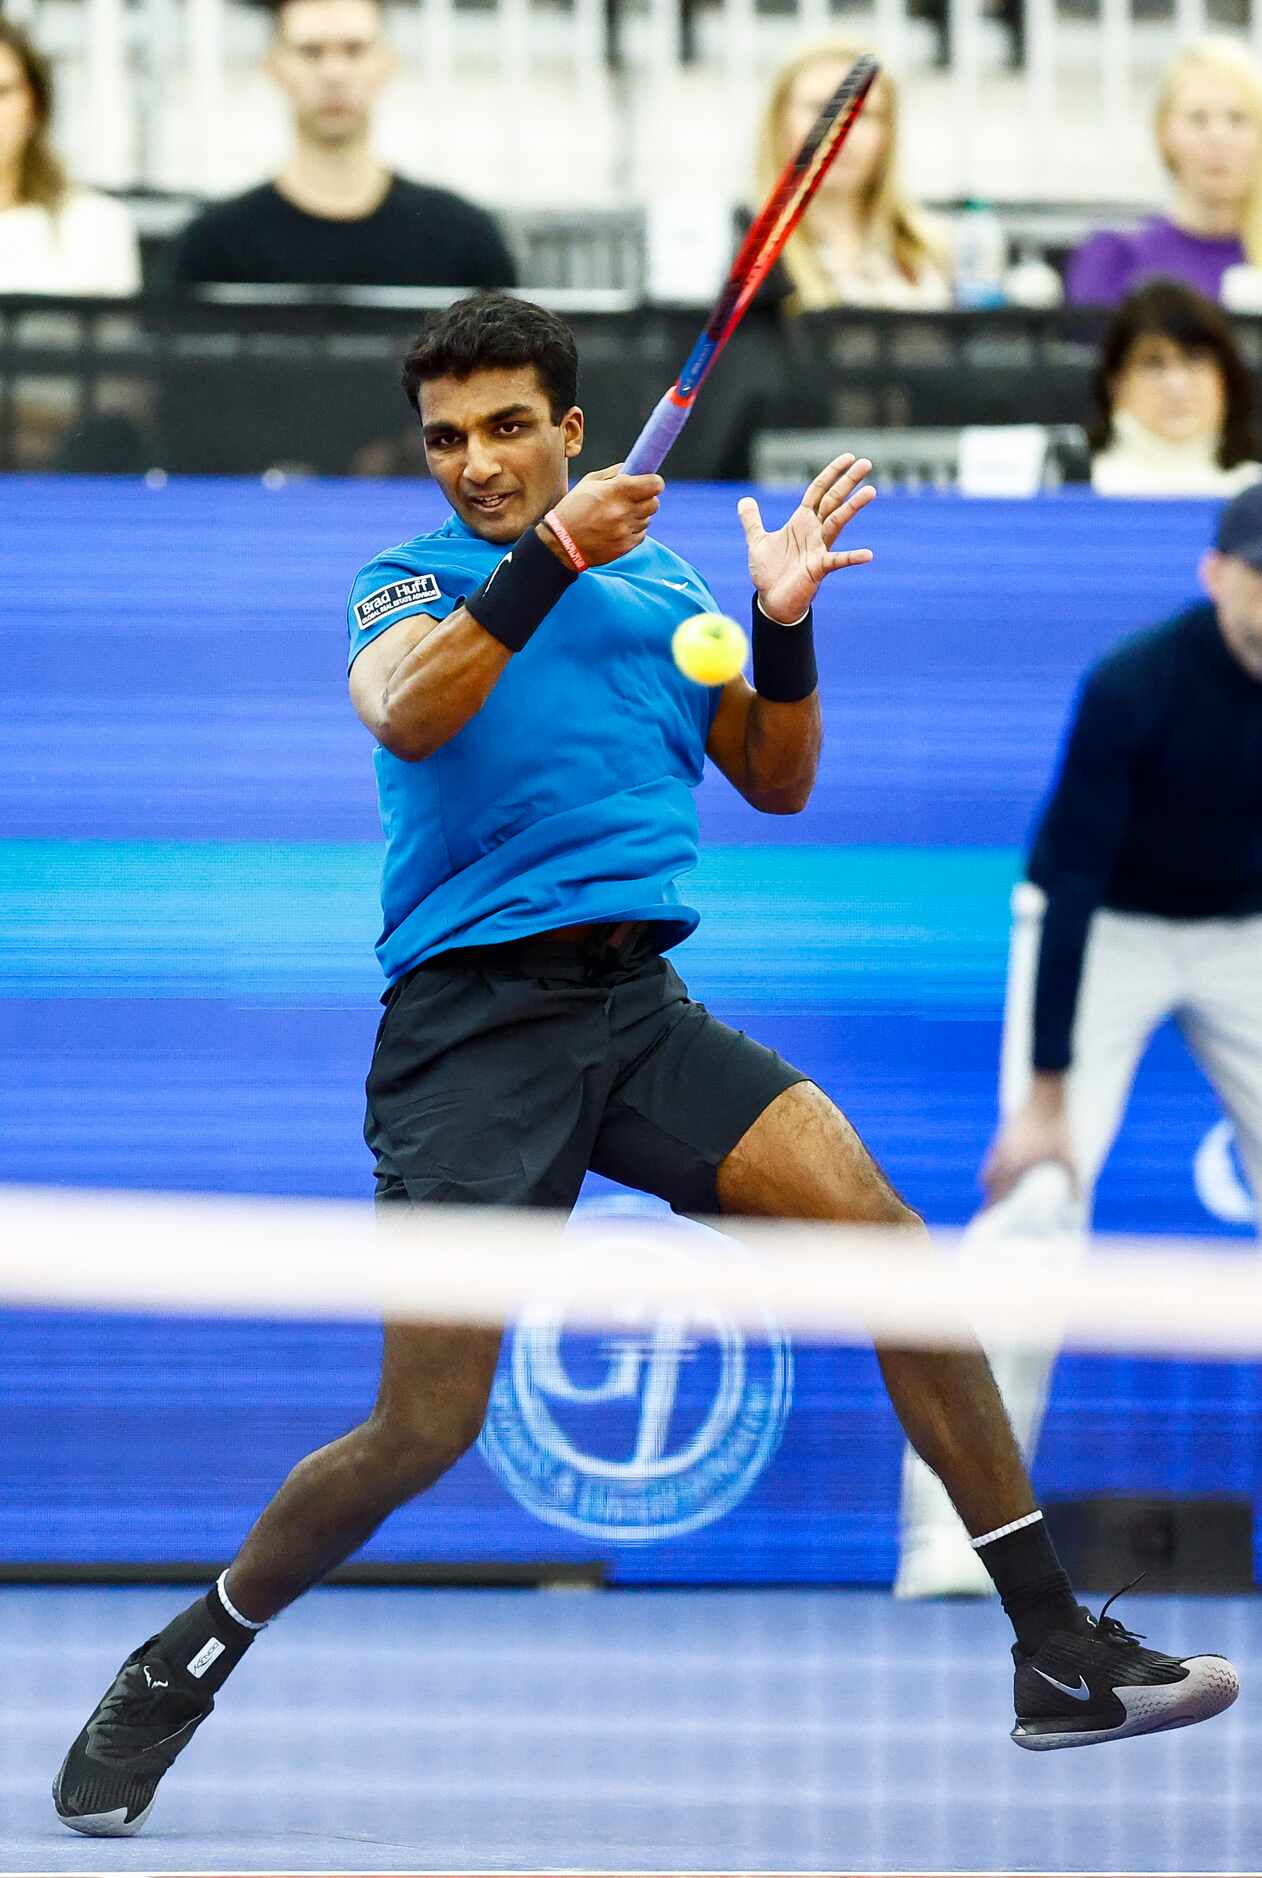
[0,479,1254,1580]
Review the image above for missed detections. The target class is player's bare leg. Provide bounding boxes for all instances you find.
[227,1321,503,1619]
[715,1079,1034,1539]
[715,1079,1239,1749]
[54,1322,502,1835]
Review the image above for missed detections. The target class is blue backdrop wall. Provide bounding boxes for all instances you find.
[0,477,1255,1581]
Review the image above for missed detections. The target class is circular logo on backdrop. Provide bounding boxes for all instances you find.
[1193,1120,1257,1226]
[479,1204,793,1543]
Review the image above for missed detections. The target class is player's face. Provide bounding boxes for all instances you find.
[0,46,36,187]
[419,365,584,544]
[1201,550,1262,679]
[268,0,393,146]
[1161,66,1261,211]
[783,60,889,208]
[1111,333,1226,445]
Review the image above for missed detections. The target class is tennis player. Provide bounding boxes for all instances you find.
[55,293,1238,1836]
[898,483,1262,1598]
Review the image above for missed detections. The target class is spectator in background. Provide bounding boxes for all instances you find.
[0,20,140,295]
[897,480,1262,1600]
[752,39,953,311]
[1089,279,1262,495]
[1068,37,1262,307]
[170,0,515,290]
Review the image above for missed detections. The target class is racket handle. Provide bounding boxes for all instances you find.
[624,388,695,475]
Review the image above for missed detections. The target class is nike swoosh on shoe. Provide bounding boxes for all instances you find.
[1032,1668,1092,1701]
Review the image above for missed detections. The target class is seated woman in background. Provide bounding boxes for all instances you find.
[1068,37,1262,307]
[753,38,952,311]
[1089,278,1262,494]
[0,19,140,295]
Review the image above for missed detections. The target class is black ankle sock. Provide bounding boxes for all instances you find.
[973,1513,1079,1654]
[153,1582,260,1697]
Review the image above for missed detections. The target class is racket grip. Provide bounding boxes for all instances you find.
[624,389,694,476]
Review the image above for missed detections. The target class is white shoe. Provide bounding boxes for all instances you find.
[894,1163,1086,1602]
[894,1522,994,1599]
[974,1161,1079,1241]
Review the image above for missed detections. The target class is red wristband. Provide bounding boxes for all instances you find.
[543,508,589,574]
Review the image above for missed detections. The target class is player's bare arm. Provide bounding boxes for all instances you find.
[348,464,661,762]
[707,453,875,813]
[348,608,509,761]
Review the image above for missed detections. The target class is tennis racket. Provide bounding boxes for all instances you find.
[624,53,880,476]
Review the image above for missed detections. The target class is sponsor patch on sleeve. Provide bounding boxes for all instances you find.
[353,574,442,632]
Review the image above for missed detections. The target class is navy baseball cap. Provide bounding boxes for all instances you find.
[1215,481,1262,568]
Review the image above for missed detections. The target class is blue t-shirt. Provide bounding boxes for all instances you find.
[347,513,723,982]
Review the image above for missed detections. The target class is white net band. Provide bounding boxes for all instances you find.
[2,1182,1256,1355]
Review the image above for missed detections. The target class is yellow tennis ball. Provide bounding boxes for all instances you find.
[672,612,748,687]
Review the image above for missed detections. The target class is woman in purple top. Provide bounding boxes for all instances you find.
[1069,36,1262,305]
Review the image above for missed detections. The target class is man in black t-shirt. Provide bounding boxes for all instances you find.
[169,0,516,290]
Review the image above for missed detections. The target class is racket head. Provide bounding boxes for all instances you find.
[676,53,880,398]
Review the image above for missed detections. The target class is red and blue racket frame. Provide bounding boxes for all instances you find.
[623,53,880,476]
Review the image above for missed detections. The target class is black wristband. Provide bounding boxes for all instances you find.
[751,593,817,703]
[465,525,578,654]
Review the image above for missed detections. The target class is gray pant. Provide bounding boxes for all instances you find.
[896,885,1262,1594]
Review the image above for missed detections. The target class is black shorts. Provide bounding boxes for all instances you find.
[365,929,806,1215]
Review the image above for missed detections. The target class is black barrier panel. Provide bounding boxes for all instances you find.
[1048,1496,1256,1594]
[0,296,780,479]
[5,293,1253,480]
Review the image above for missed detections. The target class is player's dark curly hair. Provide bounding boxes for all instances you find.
[1088,277,1260,469]
[401,293,579,421]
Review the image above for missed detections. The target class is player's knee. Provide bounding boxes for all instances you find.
[364,1401,487,1502]
[824,1154,925,1230]
[865,1192,926,1235]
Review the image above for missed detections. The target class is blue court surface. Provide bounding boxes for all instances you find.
[0,1585,1256,1875]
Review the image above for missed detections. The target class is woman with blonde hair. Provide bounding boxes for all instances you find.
[753,38,953,311]
[0,19,140,295]
[1068,35,1262,305]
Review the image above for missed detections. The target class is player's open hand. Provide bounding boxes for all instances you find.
[738,454,875,624]
[548,463,665,568]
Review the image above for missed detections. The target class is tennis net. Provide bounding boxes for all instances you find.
[1,1184,1258,1877]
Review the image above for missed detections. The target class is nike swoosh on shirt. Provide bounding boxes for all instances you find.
[1033,1668,1092,1701]
[477,551,512,594]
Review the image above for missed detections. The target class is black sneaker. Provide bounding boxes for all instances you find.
[1011,1588,1240,1750]
[53,1639,213,1835]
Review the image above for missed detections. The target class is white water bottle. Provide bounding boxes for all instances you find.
[954,200,1007,309]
